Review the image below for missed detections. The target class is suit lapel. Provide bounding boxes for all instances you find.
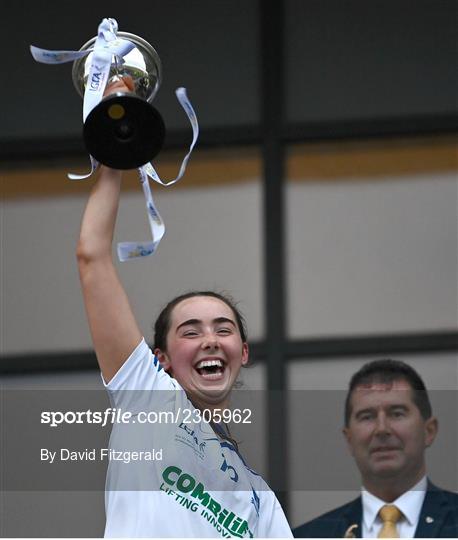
[414,482,448,538]
[340,497,363,538]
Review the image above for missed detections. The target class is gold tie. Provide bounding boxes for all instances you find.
[378,504,402,538]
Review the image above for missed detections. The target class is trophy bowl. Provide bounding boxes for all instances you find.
[72,32,162,103]
[72,32,166,169]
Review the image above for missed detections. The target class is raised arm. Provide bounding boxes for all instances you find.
[76,166,142,382]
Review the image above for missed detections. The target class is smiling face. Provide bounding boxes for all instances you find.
[343,379,437,498]
[154,296,248,409]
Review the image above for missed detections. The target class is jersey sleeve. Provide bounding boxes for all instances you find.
[102,338,182,409]
[258,491,293,538]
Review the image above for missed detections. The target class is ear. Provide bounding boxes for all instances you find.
[424,416,438,448]
[241,342,249,366]
[154,348,171,372]
[342,426,355,456]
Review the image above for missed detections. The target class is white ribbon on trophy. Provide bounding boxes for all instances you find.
[31,17,199,261]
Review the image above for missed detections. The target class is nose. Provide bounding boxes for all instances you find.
[374,412,391,436]
[201,332,220,350]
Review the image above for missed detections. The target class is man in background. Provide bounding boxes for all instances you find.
[293,359,457,538]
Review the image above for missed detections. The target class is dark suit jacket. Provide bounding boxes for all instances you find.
[293,482,458,538]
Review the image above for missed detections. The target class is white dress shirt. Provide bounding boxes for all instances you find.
[361,476,427,538]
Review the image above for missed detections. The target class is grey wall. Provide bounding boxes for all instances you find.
[3,172,457,356]
[2,179,263,355]
[287,174,458,336]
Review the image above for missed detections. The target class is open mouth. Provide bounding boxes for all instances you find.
[195,359,225,380]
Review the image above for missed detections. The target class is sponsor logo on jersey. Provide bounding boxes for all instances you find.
[161,465,254,538]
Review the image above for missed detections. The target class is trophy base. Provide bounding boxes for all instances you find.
[83,93,166,170]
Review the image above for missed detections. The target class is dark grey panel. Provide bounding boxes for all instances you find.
[286,0,457,122]
[3,0,259,141]
[2,332,457,374]
[2,492,105,537]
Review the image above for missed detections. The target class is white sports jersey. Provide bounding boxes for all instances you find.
[103,338,292,538]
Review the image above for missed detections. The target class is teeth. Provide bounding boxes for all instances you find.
[196,359,223,369]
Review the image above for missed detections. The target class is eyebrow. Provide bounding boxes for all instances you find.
[354,407,376,419]
[176,317,236,332]
[354,404,409,418]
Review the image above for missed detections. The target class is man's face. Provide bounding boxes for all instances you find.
[343,379,437,487]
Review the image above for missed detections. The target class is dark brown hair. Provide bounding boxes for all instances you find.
[153,291,247,351]
[344,358,433,427]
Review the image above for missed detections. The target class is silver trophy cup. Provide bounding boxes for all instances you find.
[72,32,165,169]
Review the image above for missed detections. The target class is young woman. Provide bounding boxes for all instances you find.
[77,105,292,537]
